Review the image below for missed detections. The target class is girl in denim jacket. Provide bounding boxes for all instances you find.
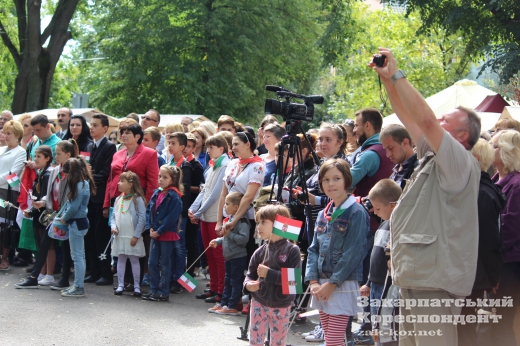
[305,159,369,346]
[142,165,183,302]
[60,158,96,298]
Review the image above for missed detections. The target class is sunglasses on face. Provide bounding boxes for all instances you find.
[142,116,158,122]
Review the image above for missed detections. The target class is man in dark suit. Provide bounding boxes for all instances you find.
[84,113,117,285]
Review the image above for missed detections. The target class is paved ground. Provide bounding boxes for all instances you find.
[0,266,327,346]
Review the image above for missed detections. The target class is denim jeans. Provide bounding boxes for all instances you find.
[170,217,187,284]
[148,238,174,296]
[221,256,247,309]
[370,282,385,345]
[370,282,385,318]
[68,221,88,288]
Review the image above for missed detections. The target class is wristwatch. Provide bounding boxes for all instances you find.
[391,70,406,85]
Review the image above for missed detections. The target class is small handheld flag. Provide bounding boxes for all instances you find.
[272,215,302,241]
[80,152,91,163]
[281,268,303,294]
[178,272,198,292]
[0,198,6,208]
[6,173,20,187]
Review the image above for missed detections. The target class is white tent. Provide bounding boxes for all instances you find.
[478,112,502,132]
[383,79,498,129]
[137,114,213,129]
[499,106,520,122]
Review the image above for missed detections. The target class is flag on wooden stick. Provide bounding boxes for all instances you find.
[281,268,303,294]
[177,272,198,292]
[6,173,20,187]
[272,215,302,241]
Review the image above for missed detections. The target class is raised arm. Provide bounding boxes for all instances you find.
[370,48,444,153]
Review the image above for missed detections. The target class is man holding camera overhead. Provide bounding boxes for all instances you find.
[369,48,481,346]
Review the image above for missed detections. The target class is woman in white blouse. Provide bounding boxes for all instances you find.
[0,120,27,270]
[217,132,265,260]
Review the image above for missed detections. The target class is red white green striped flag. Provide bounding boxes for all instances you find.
[281,268,303,294]
[6,173,20,187]
[177,272,198,292]
[272,215,302,241]
[80,152,91,163]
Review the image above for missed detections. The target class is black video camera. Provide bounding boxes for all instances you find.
[264,85,324,122]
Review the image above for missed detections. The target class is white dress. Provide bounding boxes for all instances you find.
[111,197,146,257]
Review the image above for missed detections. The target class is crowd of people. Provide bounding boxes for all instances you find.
[0,49,519,346]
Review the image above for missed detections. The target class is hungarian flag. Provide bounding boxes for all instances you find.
[177,272,198,293]
[281,268,303,294]
[6,173,20,187]
[272,215,302,241]
[80,152,91,163]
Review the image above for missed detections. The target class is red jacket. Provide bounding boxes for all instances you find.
[104,144,159,208]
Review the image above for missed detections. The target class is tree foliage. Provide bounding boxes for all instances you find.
[0,0,80,113]
[385,0,520,82]
[74,0,325,123]
[326,4,472,120]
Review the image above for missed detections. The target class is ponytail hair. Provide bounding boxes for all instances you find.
[62,157,96,200]
[57,138,79,158]
[159,165,184,194]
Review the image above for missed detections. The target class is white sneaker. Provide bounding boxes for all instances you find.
[302,325,321,338]
[37,274,45,281]
[38,275,55,286]
[305,326,324,342]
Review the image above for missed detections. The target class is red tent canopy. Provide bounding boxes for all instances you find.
[475,94,510,113]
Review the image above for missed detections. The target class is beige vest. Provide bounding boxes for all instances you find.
[390,150,480,297]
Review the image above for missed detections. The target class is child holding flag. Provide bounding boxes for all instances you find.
[142,165,183,302]
[243,204,301,346]
[305,159,369,346]
[23,146,53,255]
[208,192,249,315]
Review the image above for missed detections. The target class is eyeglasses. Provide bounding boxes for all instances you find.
[142,116,158,123]
[0,118,9,122]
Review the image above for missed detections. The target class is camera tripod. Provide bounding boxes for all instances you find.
[268,119,320,206]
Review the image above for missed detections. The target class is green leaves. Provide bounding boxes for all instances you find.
[74,0,324,123]
[385,0,520,82]
[327,3,472,120]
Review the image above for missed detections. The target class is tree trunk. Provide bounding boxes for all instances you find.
[7,0,79,114]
